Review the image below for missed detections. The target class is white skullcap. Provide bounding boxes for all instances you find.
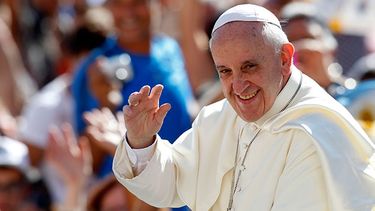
[212,4,281,35]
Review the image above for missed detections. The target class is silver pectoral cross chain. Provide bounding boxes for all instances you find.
[227,128,261,211]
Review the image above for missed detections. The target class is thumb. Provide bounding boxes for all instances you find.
[155,103,171,124]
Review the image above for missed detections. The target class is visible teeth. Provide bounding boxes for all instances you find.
[239,91,257,100]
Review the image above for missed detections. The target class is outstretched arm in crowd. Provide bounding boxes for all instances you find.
[46,124,92,211]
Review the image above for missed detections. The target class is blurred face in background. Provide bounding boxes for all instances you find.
[106,0,151,51]
[283,18,334,89]
[0,167,28,211]
[32,0,59,16]
[100,184,129,211]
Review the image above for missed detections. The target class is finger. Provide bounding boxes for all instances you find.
[127,85,151,107]
[116,111,124,123]
[123,105,132,118]
[128,92,142,107]
[116,111,125,126]
[78,136,93,175]
[83,109,100,127]
[83,111,94,125]
[48,126,64,147]
[155,103,171,124]
[47,126,67,160]
[102,107,116,122]
[47,126,61,157]
[86,108,106,127]
[86,125,103,141]
[61,123,79,155]
[139,85,151,97]
[149,84,164,107]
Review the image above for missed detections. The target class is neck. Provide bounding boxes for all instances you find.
[118,39,151,54]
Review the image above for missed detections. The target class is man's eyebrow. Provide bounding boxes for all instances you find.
[215,65,228,69]
[240,59,258,65]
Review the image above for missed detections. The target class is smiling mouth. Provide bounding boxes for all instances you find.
[238,90,258,100]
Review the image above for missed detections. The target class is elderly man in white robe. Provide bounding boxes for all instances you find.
[112,4,375,211]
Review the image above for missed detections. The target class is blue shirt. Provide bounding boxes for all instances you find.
[72,36,193,210]
[72,35,193,138]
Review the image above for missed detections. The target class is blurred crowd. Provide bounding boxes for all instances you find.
[0,0,374,210]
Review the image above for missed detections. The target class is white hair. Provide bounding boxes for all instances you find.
[261,23,289,54]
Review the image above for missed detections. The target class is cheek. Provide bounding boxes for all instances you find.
[262,71,283,104]
[137,5,150,17]
[109,6,123,20]
[219,78,232,97]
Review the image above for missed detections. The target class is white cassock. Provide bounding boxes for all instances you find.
[113,68,375,211]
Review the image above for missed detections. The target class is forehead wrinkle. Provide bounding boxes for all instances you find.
[211,22,267,48]
[211,22,275,68]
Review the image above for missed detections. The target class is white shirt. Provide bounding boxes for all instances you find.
[18,74,74,203]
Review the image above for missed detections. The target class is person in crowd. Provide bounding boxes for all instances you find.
[177,0,223,106]
[46,123,170,211]
[280,2,354,97]
[262,0,293,18]
[0,135,50,211]
[335,80,375,143]
[336,53,375,142]
[72,0,194,137]
[111,4,375,210]
[45,124,92,211]
[150,0,225,107]
[72,4,195,211]
[87,175,171,211]
[86,175,134,211]
[18,6,112,207]
[14,0,61,88]
[0,1,37,117]
[335,26,375,143]
[346,53,375,82]
[0,100,17,139]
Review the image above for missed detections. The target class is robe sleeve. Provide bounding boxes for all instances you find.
[112,135,186,208]
[271,130,329,211]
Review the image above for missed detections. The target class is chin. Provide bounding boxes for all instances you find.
[237,112,258,122]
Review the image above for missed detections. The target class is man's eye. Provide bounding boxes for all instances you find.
[244,64,257,70]
[219,69,231,74]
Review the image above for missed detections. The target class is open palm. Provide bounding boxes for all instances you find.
[123,85,171,149]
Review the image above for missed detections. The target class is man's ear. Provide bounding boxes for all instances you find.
[280,43,295,75]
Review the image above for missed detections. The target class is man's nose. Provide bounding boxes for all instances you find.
[232,72,249,94]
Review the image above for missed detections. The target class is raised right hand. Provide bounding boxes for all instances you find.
[123,84,171,149]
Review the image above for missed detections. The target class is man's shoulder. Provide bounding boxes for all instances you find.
[269,100,362,137]
[269,72,358,132]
